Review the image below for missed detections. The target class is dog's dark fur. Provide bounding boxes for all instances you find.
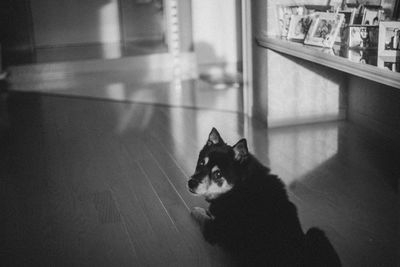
[189,128,341,266]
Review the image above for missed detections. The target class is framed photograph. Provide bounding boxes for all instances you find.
[348,25,379,48]
[378,21,400,57]
[336,9,357,43]
[377,56,400,71]
[345,0,359,8]
[341,9,357,25]
[394,0,400,20]
[346,49,377,65]
[346,0,382,7]
[383,61,400,72]
[304,12,345,48]
[361,7,382,25]
[287,15,313,41]
[277,6,306,37]
[304,5,333,13]
[381,0,400,20]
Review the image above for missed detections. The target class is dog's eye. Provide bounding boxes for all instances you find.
[214,170,222,179]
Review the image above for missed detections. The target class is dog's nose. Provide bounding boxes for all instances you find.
[188,179,198,190]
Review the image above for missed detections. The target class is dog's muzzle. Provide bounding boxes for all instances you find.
[188,179,199,193]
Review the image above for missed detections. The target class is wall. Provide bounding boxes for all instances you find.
[348,77,400,145]
[0,0,35,65]
[119,0,164,42]
[177,0,193,53]
[30,0,119,46]
[251,0,346,127]
[192,0,241,75]
[29,0,190,51]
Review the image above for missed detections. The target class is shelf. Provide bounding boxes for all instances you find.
[256,35,400,89]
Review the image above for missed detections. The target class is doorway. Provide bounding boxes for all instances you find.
[30,0,169,63]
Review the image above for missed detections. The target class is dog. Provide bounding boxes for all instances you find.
[188,128,341,266]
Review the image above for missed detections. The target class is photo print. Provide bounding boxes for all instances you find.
[384,27,400,50]
[287,15,313,41]
[383,61,400,72]
[362,8,382,25]
[348,26,379,48]
[378,21,400,57]
[336,9,357,43]
[305,12,345,48]
[277,6,306,37]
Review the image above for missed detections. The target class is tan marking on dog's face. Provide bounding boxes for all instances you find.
[198,156,209,167]
[192,175,209,195]
[192,165,233,200]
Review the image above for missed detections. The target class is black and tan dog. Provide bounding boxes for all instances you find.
[188,128,341,266]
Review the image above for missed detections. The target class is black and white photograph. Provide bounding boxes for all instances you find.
[361,7,382,25]
[378,21,400,58]
[381,0,400,20]
[383,61,400,71]
[348,25,379,48]
[287,14,313,41]
[277,5,306,38]
[346,49,377,65]
[304,12,344,48]
[378,54,400,71]
[336,9,357,43]
[384,27,400,50]
[346,0,382,5]
[0,1,399,267]
[340,9,357,25]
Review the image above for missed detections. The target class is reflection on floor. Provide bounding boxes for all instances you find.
[9,75,242,113]
[8,53,242,113]
[0,89,398,266]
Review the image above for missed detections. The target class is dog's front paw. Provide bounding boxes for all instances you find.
[191,207,211,227]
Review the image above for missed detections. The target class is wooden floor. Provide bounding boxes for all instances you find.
[0,72,399,266]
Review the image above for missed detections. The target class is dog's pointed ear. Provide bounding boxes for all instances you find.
[207,127,224,146]
[233,138,248,162]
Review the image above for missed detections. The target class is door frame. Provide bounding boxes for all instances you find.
[241,0,253,117]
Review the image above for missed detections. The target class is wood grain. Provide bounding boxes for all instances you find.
[0,92,398,266]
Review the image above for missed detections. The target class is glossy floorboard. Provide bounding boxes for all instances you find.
[0,90,399,266]
[8,53,240,113]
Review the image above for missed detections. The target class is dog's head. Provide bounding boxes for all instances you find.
[188,128,248,201]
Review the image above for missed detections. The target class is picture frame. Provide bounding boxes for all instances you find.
[287,15,313,41]
[336,9,357,43]
[348,25,379,48]
[346,49,377,65]
[304,5,333,13]
[361,7,382,25]
[377,56,400,71]
[304,12,345,48]
[394,0,400,20]
[381,0,400,20]
[378,21,400,57]
[346,1,382,8]
[341,9,357,25]
[383,61,400,72]
[346,0,382,5]
[277,5,306,38]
